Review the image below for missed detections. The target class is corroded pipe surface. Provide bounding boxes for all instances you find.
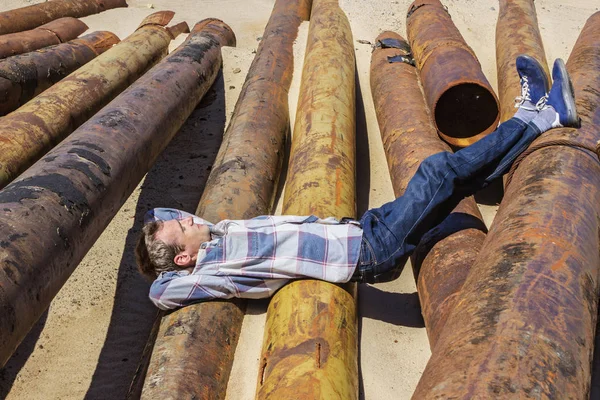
[0,31,120,116]
[256,0,357,398]
[0,18,234,369]
[496,0,549,123]
[0,11,188,190]
[0,17,89,59]
[370,31,487,349]
[407,0,499,147]
[141,1,310,399]
[413,11,600,399]
[0,0,127,35]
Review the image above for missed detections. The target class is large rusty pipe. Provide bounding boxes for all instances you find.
[0,17,89,59]
[0,18,235,369]
[496,0,550,123]
[370,31,487,349]
[413,11,600,399]
[0,11,189,190]
[0,30,120,116]
[0,0,127,35]
[256,0,357,397]
[406,0,500,147]
[140,1,311,398]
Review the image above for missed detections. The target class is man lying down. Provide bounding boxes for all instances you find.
[135,56,579,310]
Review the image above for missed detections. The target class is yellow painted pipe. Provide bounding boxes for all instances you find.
[0,11,189,189]
[256,0,357,398]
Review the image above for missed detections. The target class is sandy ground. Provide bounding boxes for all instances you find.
[0,0,599,399]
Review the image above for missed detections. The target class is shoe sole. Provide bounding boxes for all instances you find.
[554,58,580,127]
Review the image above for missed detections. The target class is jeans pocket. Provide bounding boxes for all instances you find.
[359,238,377,266]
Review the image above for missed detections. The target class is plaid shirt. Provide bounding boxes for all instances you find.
[146,208,362,310]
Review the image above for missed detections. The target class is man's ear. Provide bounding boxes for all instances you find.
[174,252,192,267]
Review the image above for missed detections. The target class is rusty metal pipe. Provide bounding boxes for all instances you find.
[0,17,89,59]
[0,30,120,116]
[256,0,357,397]
[370,31,487,349]
[140,1,311,398]
[0,11,189,190]
[413,11,600,398]
[0,0,127,35]
[407,0,500,147]
[496,0,550,123]
[0,18,234,369]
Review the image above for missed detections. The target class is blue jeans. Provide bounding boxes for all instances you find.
[352,117,541,283]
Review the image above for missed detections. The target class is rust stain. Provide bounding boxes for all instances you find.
[0,17,88,59]
[0,0,127,35]
[406,0,499,147]
[496,0,550,123]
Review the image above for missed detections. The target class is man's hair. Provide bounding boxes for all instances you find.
[135,220,185,280]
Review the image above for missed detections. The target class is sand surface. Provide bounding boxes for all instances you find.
[0,0,598,399]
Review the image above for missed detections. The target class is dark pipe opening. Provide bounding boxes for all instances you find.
[434,83,498,139]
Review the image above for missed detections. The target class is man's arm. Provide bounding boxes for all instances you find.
[144,207,213,226]
[149,270,288,310]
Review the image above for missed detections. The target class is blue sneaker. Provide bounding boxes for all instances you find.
[540,58,579,128]
[515,55,549,110]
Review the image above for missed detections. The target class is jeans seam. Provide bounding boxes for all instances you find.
[361,237,377,265]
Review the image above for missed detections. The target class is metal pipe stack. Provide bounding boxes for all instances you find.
[413,11,600,399]
[140,0,311,398]
[370,31,487,349]
[0,31,120,116]
[0,11,189,190]
[0,17,234,369]
[256,0,358,397]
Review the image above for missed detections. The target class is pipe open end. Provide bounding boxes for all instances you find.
[434,83,499,146]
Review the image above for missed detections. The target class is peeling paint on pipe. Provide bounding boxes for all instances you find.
[0,11,189,190]
[370,31,487,349]
[0,18,234,369]
[496,0,549,123]
[256,0,358,397]
[140,1,311,399]
[0,31,120,116]
[0,17,89,59]
[0,0,127,35]
[413,11,600,399]
[407,0,500,147]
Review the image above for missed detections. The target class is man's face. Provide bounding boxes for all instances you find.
[155,216,211,266]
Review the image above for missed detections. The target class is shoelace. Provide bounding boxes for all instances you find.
[514,76,535,110]
[535,94,549,110]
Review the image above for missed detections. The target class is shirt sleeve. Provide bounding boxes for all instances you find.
[149,270,234,310]
[148,271,289,310]
[144,208,213,226]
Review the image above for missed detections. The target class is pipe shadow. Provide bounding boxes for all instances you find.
[358,285,424,328]
[0,310,48,398]
[355,67,371,217]
[271,124,291,212]
[83,73,226,400]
